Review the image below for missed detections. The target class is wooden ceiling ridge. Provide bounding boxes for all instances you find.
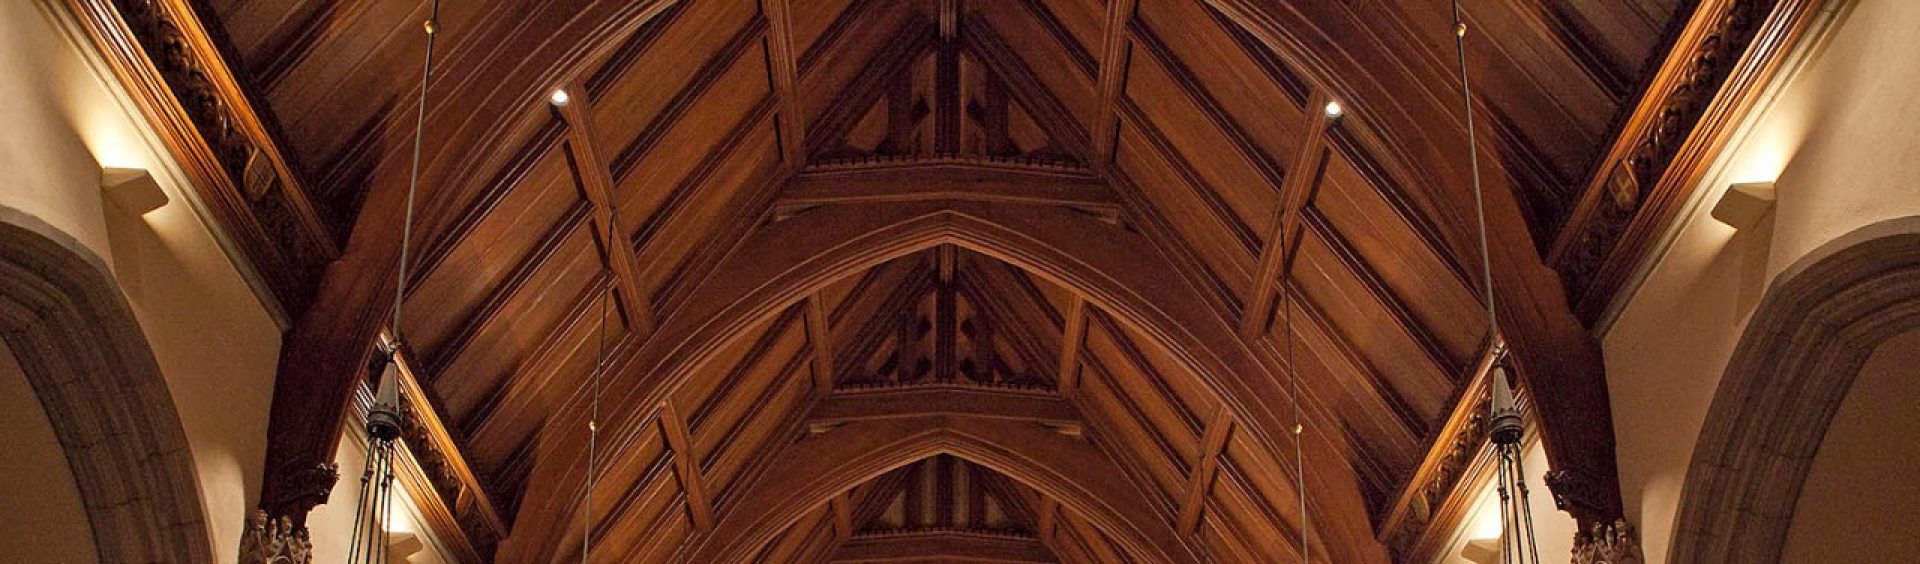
[679,415,1200,563]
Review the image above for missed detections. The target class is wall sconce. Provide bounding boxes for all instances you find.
[1711,181,1776,230]
[100,167,167,215]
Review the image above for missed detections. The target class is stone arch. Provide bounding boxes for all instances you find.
[1671,216,1920,562]
[0,208,213,562]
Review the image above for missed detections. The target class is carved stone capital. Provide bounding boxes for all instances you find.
[1545,468,1614,524]
[239,510,313,564]
[1571,519,1644,564]
[261,462,339,526]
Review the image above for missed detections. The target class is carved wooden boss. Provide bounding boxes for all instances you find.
[63,0,1822,560]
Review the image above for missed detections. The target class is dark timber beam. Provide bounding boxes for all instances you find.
[811,386,1078,427]
[779,158,1117,218]
[762,0,805,165]
[833,531,1057,563]
[555,86,656,338]
[804,295,838,393]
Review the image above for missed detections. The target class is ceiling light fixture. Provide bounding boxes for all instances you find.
[1323,100,1344,119]
[549,88,571,107]
[348,1,439,562]
[1450,1,1542,563]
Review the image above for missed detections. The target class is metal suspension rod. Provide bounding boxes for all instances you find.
[392,0,442,342]
[1451,0,1499,339]
[1282,234,1309,562]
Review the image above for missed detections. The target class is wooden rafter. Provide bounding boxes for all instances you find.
[1243,89,1333,336]
[658,402,716,531]
[1056,296,1086,393]
[554,87,656,338]
[762,0,805,165]
[1090,0,1138,166]
[803,295,837,393]
[1176,408,1235,533]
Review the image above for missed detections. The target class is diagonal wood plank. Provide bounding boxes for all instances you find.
[1090,0,1138,166]
[554,86,656,339]
[658,401,716,531]
[1176,407,1235,533]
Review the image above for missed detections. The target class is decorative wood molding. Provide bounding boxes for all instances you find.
[1549,0,1822,325]
[63,0,340,315]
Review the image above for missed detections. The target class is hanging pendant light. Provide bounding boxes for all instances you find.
[347,1,440,562]
[1449,1,1543,562]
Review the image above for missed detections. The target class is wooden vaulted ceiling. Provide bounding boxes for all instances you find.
[69,0,1827,561]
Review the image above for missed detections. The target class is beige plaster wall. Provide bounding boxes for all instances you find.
[0,342,98,563]
[1603,0,1920,560]
[0,2,276,560]
[1780,329,1920,562]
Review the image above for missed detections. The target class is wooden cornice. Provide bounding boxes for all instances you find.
[1377,345,1530,561]
[833,530,1056,563]
[64,0,340,317]
[810,386,1079,427]
[658,402,717,531]
[1549,0,1823,326]
[779,157,1115,217]
[554,86,657,339]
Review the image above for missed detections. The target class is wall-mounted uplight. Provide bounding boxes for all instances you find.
[1323,100,1345,119]
[1710,181,1776,230]
[548,88,571,107]
[101,167,167,216]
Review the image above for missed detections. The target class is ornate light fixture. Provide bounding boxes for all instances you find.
[347,0,439,561]
[1449,1,1542,562]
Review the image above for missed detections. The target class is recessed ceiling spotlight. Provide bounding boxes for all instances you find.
[549,89,571,107]
[1323,100,1344,119]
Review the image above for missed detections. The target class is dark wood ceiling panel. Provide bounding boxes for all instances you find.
[1032,0,1103,63]
[459,281,619,473]
[429,224,607,420]
[787,0,859,59]
[610,46,773,230]
[589,429,692,563]
[1310,149,1485,368]
[1121,44,1283,251]
[966,5,1099,126]
[1133,0,1307,170]
[796,4,923,119]
[632,120,783,316]
[1074,355,1191,507]
[587,0,760,159]
[1290,228,1455,424]
[400,146,578,358]
[1112,126,1256,309]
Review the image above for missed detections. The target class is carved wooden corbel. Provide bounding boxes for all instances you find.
[1571,519,1644,564]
